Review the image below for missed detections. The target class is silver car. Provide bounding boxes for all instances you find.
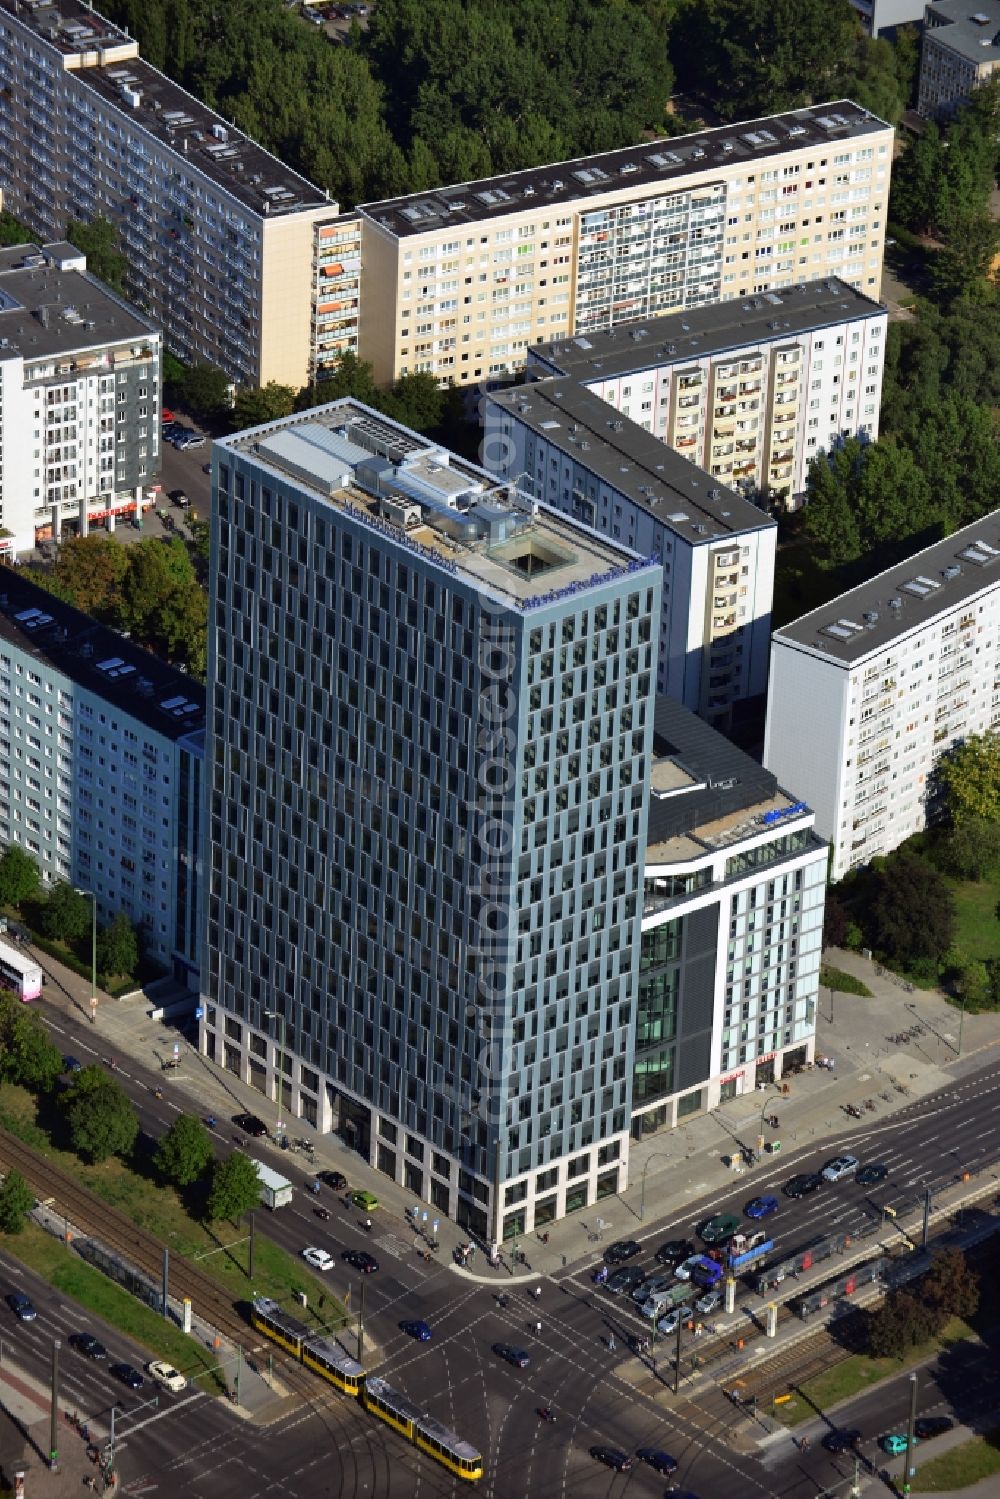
[657,1305,692,1335]
[822,1154,859,1182]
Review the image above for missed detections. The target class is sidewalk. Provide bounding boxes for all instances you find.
[34,940,1000,1281]
[0,1357,114,1495]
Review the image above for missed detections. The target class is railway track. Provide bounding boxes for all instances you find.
[0,1125,321,1401]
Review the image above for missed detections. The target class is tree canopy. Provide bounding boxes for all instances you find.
[870,851,957,965]
[60,1066,139,1163]
[935,733,1000,828]
[0,1170,35,1234]
[155,1115,214,1188]
[66,216,127,292]
[39,882,92,945]
[96,913,140,982]
[297,353,447,434]
[206,1151,262,1224]
[0,994,64,1093]
[0,845,40,908]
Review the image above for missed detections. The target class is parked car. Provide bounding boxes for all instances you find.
[177,433,206,450]
[694,1288,723,1315]
[699,1213,741,1245]
[302,1247,335,1271]
[169,489,191,509]
[110,1362,144,1390]
[146,1360,187,1393]
[822,1154,859,1183]
[161,408,175,424]
[603,1239,641,1266]
[318,1170,347,1190]
[631,1273,671,1303]
[784,1172,823,1198]
[232,1112,268,1138]
[493,1343,530,1368]
[856,1162,889,1187]
[915,1417,953,1440]
[6,1292,36,1322]
[745,1194,779,1219]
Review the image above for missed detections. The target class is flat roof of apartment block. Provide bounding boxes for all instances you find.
[774,512,1000,663]
[221,401,656,612]
[0,0,331,218]
[0,244,159,360]
[359,101,890,237]
[529,278,885,382]
[489,380,775,542]
[922,0,1000,63]
[0,574,205,742]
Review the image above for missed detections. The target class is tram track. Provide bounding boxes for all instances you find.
[0,1124,323,1402]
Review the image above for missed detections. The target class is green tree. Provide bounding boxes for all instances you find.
[939,819,1000,881]
[39,883,91,944]
[297,351,378,410]
[0,1170,35,1234]
[96,913,139,982]
[378,372,445,433]
[0,210,34,248]
[932,213,1000,305]
[40,535,129,620]
[0,845,40,908]
[922,1248,980,1321]
[206,1151,262,1224]
[936,732,1000,826]
[61,1066,139,1163]
[231,382,297,430]
[0,996,64,1092]
[66,216,127,292]
[177,364,231,421]
[871,851,956,965]
[954,960,992,1012]
[119,537,208,677]
[867,1290,939,1359]
[155,1115,214,1188]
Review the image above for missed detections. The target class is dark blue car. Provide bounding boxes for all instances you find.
[400,1319,432,1342]
[745,1194,779,1219]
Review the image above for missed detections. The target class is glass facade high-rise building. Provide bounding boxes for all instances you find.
[201,402,661,1241]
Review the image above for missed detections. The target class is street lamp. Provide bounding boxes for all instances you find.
[639,1152,673,1221]
[263,1009,287,1137]
[74,888,97,1022]
[757,1082,782,1159]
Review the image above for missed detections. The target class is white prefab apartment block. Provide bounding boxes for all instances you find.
[634,699,826,1141]
[847,0,926,37]
[527,278,887,508]
[0,241,161,554]
[485,381,776,731]
[764,514,1000,881]
[356,100,893,386]
[0,0,338,387]
[0,574,204,983]
[918,1,1000,117]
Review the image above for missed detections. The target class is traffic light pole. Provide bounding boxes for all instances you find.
[903,1372,919,1495]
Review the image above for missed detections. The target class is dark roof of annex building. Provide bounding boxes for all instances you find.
[773,512,1000,664]
[358,100,891,238]
[489,380,775,544]
[0,573,205,744]
[528,278,886,383]
[0,0,331,219]
[645,696,780,845]
[924,1,1000,64]
[0,244,159,361]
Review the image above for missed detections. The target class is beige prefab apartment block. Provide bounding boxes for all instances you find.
[355,101,893,387]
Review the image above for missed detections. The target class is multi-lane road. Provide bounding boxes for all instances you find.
[26,996,1000,1497]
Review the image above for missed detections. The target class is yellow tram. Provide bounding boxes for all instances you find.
[250,1298,482,1482]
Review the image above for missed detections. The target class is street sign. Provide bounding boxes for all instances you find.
[173,1043,180,1058]
[194,1006,204,1020]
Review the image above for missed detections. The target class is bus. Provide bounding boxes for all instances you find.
[0,938,42,1001]
[250,1299,482,1482]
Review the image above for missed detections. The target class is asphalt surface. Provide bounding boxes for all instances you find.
[32,994,1000,1498]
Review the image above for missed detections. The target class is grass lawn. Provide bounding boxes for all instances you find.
[912,1430,1000,1492]
[0,1083,344,1324]
[773,1317,971,1427]
[820,964,873,998]
[4,1222,225,1389]
[947,874,1000,965]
